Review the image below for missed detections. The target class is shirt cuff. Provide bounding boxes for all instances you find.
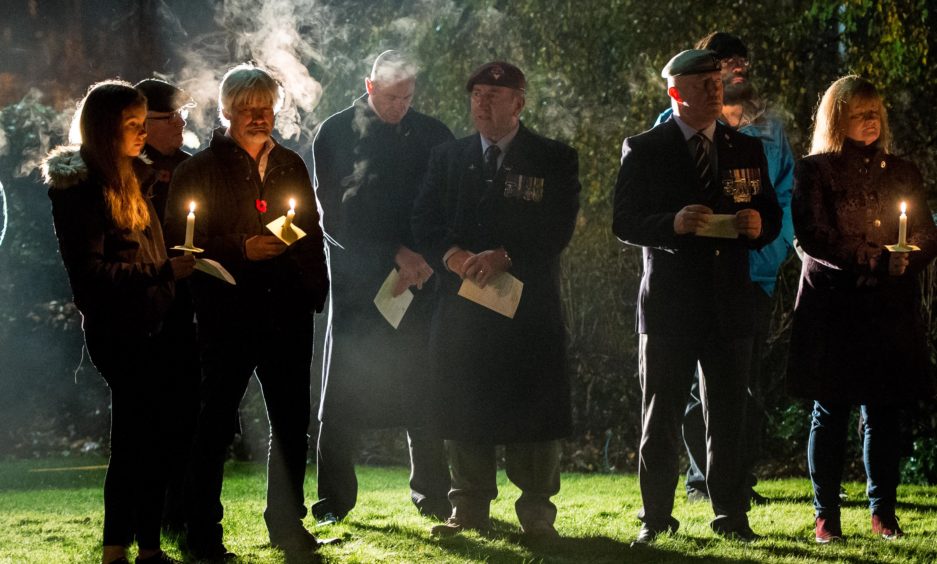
[442,246,462,272]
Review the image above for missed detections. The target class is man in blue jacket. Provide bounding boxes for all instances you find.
[655,32,795,506]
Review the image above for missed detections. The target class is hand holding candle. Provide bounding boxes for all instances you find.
[184,201,196,248]
[898,201,907,247]
[283,198,296,231]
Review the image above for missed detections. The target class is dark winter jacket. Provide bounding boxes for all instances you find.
[142,144,190,224]
[787,142,937,404]
[43,146,175,338]
[164,129,329,330]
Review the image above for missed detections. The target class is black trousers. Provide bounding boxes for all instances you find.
[683,285,772,494]
[185,316,315,549]
[155,295,201,532]
[85,329,170,550]
[638,332,751,527]
[312,422,451,519]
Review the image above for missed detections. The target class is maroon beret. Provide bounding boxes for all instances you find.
[465,61,526,92]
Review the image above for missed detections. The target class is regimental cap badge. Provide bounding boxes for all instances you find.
[465,61,526,92]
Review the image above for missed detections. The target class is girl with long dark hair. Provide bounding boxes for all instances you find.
[42,80,195,564]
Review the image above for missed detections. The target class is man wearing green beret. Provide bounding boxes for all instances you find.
[613,49,781,544]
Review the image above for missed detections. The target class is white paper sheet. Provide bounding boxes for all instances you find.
[373,269,413,329]
[195,257,236,285]
[265,215,307,245]
[696,214,739,239]
[458,273,524,319]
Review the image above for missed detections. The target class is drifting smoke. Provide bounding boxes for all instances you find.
[173,0,326,147]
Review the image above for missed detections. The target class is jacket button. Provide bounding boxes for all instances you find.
[714,249,720,256]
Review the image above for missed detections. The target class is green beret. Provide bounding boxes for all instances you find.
[661,49,720,78]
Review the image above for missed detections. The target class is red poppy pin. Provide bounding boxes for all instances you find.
[255,199,268,213]
[156,169,172,183]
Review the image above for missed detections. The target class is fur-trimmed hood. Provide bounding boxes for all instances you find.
[41,146,154,190]
[41,145,87,190]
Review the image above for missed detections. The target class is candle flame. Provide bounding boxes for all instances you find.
[289,198,296,211]
[900,201,907,214]
[189,201,196,213]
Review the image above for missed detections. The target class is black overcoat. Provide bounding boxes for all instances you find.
[412,123,580,443]
[613,118,781,338]
[312,96,454,428]
[787,143,937,404]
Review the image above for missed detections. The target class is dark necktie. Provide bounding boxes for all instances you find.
[484,144,501,182]
[693,132,712,191]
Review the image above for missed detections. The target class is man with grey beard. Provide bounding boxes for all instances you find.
[655,32,795,507]
[165,63,330,561]
[311,50,454,525]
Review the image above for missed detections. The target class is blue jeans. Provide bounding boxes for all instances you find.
[807,401,901,518]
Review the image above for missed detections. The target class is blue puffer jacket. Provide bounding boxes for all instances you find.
[655,107,794,296]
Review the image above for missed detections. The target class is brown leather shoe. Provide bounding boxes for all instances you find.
[522,521,560,544]
[430,516,490,537]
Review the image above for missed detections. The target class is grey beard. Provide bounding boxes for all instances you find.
[723,81,754,105]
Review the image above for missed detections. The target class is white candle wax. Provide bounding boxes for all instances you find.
[898,202,907,247]
[283,198,296,230]
[184,201,196,247]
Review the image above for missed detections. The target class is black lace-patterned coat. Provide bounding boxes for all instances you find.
[787,142,937,404]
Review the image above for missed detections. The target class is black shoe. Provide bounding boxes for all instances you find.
[712,519,761,542]
[686,487,710,503]
[271,528,343,554]
[631,517,679,547]
[749,489,769,506]
[135,551,181,564]
[418,500,453,522]
[185,543,237,563]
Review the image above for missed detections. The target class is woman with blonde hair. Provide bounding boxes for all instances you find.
[788,75,937,543]
[42,80,194,564]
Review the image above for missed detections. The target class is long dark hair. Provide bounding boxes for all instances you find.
[76,80,150,230]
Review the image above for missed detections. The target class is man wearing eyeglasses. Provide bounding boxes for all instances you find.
[135,79,195,222]
[134,78,200,541]
[654,32,796,508]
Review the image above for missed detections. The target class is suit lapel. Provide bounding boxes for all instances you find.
[660,118,702,198]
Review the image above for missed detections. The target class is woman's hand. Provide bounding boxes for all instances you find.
[888,251,909,276]
[170,254,197,280]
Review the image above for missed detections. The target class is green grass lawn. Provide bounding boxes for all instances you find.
[2,458,937,563]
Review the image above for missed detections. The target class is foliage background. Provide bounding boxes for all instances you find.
[1,0,935,481]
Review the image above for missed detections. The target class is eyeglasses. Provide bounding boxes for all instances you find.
[719,57,750,70]
[147,109,189,121]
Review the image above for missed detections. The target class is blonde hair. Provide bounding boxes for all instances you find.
[810,75,891,155]
[218,63,284,126]
[76,80,151,231]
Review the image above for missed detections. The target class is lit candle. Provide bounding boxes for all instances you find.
[283,198,296,231]
[184,201,196,248]
[898,201,907,247]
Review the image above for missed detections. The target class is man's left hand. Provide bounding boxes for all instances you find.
[393,246,434,296]
[735,209,762,239]
[462,248,511,288]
